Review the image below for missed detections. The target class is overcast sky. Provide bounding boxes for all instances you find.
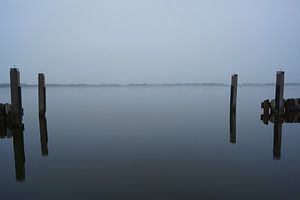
[0,0,299,84]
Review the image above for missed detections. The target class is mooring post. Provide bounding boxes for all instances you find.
[0,103,6,125]
[0,126,6,138]
[260,100,270,124]
[275,71,284,113]
[0,104,7,138]
[17,70,23,116]
[262,100,270,115]
[10,68,22,124]
[229,74,238,144]
[38,73,46,115]
[230,74,238,110]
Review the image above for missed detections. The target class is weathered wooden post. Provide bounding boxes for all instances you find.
[262,100,270,115]
[17,70,23,116]
[230,74,238,110]
[275,71,284,113]
[229,74,238,143]
[0,104,7,137]
[261,100,270,124]
[0,103,6,125]
[39,116,48,156]
[0,127,6,138]
[10,68,22,124]
[38,73,46,115]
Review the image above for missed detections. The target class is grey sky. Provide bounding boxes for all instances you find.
[1,0,299,84]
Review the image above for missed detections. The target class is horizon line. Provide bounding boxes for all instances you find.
[1,82,300,87]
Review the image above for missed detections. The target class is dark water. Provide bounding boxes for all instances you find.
[1,86,300,199]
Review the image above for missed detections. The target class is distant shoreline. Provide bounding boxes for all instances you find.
[1,83,300,88]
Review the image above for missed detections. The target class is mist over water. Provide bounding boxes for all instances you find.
[1,0,300,84]
[1,86,300,199]
[1,0,300,199]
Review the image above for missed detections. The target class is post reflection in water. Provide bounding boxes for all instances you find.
[230,108,236,144]
[1,123,26,182]
[0,114,49,182]
[39,116,48,156]
[273,118,282,160]
[261,112,300,160]
[12,126,26,182]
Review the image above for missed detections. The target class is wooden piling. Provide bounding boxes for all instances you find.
[261,100,270,124]
[10,68,20,114]
[229,74,238,143]
[0,104,7,138]
[38,73,46,115]
[0,126,7,138]
[10,68,22,124]
[275,71,284,113]
[0,103,6,125]
[261,100,270,115]
[230,74,238,110]
[17,70,23,116]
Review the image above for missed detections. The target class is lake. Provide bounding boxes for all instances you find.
[1,86,300,199]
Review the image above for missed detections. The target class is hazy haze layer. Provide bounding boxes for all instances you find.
[0,0,299,84]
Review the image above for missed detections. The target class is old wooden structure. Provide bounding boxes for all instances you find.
[260,71,299,160]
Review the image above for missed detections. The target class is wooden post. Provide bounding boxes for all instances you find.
[230,74,238,110]
[0,103,6,125]
[0,103,7,138]
[262,100,270,115]
[38,73,46,115]
[229,74,238,143]
[17,70,23,116]
[10,68,20,116]
[10,68,22,124]
[0,104,7,138]
[261,100,270,125]
[39,116,48,156]
[0,126,6,138]
[275,71,284,113]
[5,104,12,127]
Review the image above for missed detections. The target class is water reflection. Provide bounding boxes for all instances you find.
[12,126,26,182]
[39,116,48,156]
[273,117,282,160]
[0,124,26,182]
[0,116,49,182]
[261,112,300,160]
[229,108,236,144]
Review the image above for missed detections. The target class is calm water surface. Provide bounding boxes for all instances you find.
[0,86,300,199]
